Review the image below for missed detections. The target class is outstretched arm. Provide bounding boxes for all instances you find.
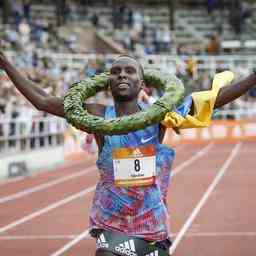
[0,46,65,117]
[214,72,256,108]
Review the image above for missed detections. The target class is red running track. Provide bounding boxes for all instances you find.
[0,142,256,256]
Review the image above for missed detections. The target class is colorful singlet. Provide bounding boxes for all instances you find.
[89,103,175,242]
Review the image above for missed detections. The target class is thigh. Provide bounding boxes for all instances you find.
[95,249,118,256]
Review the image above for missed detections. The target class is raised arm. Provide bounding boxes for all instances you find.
[0,45,65,117]
[214,72,256,108]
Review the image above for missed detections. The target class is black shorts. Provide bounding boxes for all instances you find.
[92,229,171,256]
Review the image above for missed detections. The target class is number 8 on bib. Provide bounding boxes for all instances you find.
[112,145,156,187]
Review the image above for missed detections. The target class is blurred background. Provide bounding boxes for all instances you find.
[1,0,256,179]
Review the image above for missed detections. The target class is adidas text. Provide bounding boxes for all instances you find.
[97,241,109,249]
[115,246,137,256]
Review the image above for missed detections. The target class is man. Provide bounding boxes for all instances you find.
[1,46,256,255]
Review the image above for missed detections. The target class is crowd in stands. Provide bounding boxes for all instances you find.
[1,0,255,55]
[207,0,253,36]
[109,6,172,55]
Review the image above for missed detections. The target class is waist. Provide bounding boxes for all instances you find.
[93,229,171,255]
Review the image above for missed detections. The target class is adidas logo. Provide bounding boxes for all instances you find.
[96,233,109,249]
[145,250,159,256]
[115,239,138,256]
[131,148,143,157]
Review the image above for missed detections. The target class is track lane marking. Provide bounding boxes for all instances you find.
[171,143,213,177]
[0,186,96,234]
[0,166,97,204]
[169,142,242,255]
[50,143,214,256]
[0,159,96,187]
[50,230,90,256]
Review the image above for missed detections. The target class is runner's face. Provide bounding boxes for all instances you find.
[109,57,143,101]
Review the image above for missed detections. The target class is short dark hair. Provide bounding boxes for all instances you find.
[113,54,144,79]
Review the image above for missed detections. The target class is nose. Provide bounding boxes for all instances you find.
[119,69,127,79]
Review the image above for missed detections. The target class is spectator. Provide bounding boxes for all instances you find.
[162,26,172,52]
[11,0,23,27]
[23,0,31,22]
[206,32,221,55]
[91,12,99,27]
[207,0,218,14]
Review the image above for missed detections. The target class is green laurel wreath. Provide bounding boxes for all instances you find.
[63,69,185,135]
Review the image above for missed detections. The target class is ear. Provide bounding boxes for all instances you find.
[107,78,111,89]
[139,80,145,91]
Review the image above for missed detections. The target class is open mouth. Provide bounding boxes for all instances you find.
[117,83,130,89]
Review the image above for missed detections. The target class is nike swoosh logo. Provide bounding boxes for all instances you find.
[141,135,156,143]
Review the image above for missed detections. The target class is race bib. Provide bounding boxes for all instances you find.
[112,145,156,187]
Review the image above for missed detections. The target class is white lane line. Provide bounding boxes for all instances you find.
[0,185,96,234]
[50,230,90,256]
[2,231,256,240]
[0,159,95,187]
[0,176,25,186]
[0,166,96,204]
[0,235,77,240]
[171,143,214,176]
[169,142,242,255]
[183,232,256,237]
[50,143,214,256]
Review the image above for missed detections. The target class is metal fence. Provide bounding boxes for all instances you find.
[6,51,256,73]
[1,107,256,155]
[0,117,66,156]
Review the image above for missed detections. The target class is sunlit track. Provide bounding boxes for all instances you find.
[171,143,213,177]
[170,144,186,153]
[1,142,256,256]
[0,166,97,204]
[169,143,241,255]
[0,185,96,234]
[0,157,95,191]
[50,230,90,256]
[175,141,256,256]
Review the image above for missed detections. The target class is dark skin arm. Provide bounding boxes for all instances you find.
[0,46,105,151]
[160,72,256,138]
[214,73,256,108]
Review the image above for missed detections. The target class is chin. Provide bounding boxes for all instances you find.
[115,95,133,102]
[112,91,139,102]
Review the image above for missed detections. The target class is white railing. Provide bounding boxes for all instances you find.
[0,117,66,156]
[35,53,256,73]
[6,51,256,73]
[214,108,256,120]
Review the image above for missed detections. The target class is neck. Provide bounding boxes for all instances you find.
[114,99,140,117]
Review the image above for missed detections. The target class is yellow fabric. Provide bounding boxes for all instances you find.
[161,71,235,129]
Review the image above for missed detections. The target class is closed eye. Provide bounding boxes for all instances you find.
[110,67,120,75]
[125,67,136,74]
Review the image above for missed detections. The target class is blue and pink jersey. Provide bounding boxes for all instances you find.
[89,99,192,241]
